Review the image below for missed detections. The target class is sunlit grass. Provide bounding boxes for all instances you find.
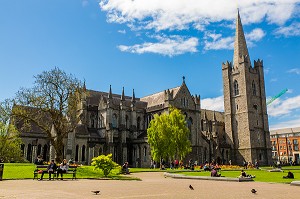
[2,163,139,180]
[174,168,300,184]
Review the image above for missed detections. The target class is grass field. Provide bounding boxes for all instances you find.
[1,163,300,183]
[170,166,300,184]
[1,163,139,180]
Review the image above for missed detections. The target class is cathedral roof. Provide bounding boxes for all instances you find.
[86,89,147,109]
[201,109,224,123]
[140,86,181,107]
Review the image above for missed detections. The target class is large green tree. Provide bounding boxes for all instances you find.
[147,107,192,163]
[11,67,83,163]
[0,99,23,162]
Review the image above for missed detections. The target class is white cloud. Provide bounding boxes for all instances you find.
[203,28,265,51]
[201,96,224,112]
[270,118,300,130]
[287,68,300,75]
[118,29,126,34]
[203,33,234,51]
[274,22,300,37]
[118,35,198,56]
[267,95,300,117]
[99,0,300,31]
[245,28,266,46]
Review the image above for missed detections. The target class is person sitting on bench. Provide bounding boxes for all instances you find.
[39,159,57,180]
[56,159,69,180]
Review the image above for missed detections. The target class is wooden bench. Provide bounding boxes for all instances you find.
[33,165,77,180]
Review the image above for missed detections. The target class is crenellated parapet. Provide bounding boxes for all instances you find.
[164,89,174,101]
[222,61,232,70]
[254,59,263,68]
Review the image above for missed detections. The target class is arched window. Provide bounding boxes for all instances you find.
[81,145,86,162]
[21,144,25,156]
[90,113,96,128]
[75,145,79,161]
[188,117,193,132]
[137,116,141,130]
[27,144,32,162]
[43,144,48,162]
[112,114,118,128]
[125,115,129,129]
[252,81,256,96]
[37,144,42,156]
[99,114,104,128]
[143,146,147,162]
[99,147,102,156]
[201,119,204,131]
[234,80,239,96]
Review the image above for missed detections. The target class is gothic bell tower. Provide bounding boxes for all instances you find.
[222,11,272,165]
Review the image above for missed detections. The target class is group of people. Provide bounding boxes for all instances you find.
[35,158,70,180]
[243,160,259,169]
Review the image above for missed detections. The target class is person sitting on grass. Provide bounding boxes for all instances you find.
[211,168,221,177]
[283,171,294,179]
[240,170,255,178]
[203,163,210,171]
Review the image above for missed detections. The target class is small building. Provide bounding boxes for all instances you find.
[270,127,300,164]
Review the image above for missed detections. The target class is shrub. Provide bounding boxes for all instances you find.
[91,154,119,177]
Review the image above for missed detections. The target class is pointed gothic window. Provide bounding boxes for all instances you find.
[112,114,118,128]
[187,117,193,132]
[99,114,104,128]
[137,116,141,130]
[125,115,129,129]
[234,80,239,96]
[252,81,256,96]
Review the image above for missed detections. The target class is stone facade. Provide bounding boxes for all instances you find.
[19,12,271,166]
[222,11,272,165]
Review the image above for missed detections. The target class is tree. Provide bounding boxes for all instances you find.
[0,99,23,162]
[91,154,119,177]
[11,67,83,163]
[147,107,192,163]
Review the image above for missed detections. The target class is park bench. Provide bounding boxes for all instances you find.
[33,165,77,180]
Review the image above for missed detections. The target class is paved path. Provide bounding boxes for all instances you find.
[1,172,300,199]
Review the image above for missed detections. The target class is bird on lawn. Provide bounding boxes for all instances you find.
[189,185,194,190]
[92,190,100,195]
[251,189,257,194]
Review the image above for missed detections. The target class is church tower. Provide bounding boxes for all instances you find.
[222,11,272,165]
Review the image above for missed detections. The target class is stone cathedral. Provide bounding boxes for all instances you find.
[19,12,272,167]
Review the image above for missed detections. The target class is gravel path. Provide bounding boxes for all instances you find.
[1,172,300,199]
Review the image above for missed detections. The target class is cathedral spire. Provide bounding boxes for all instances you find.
[83,79,86,92]
[131,89,136,102]
[233,10,250,67]
[121,87,125,101]
[108,85,112,99]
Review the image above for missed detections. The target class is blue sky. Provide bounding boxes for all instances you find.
[0,0,300,130]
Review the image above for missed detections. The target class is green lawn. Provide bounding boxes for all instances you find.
[174,168,300,184]
[1,163,139,180]
[2,163,300,183]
